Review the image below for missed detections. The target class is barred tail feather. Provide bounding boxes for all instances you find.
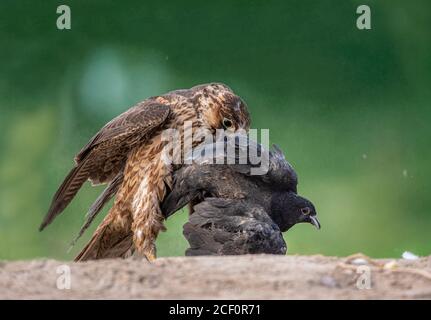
[39,160,91,231]
[69,172,123,248]
[74,212,133,262]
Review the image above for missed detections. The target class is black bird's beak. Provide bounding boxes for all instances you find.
[309,216,321,230]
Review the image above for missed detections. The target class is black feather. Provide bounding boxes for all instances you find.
[163,138,320,256]
[183,198,286,256]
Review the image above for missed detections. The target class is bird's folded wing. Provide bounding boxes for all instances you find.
[188,135,297,191]
[74,101,170,163]
[184,198,286,256]
[40,102,170,231]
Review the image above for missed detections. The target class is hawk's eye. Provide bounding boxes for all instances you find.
[222,118,233,129]
[301,207,311,215]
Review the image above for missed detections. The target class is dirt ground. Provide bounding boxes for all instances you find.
[1,254,431,299]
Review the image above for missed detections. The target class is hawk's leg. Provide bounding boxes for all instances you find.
[124,137,171,261]
[129,160,170,260]
[131,211,165,261]
[130,181,168,261]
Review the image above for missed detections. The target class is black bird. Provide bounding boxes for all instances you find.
[183,198,287,256]
[162,138,320,233]
[68,137,319,258]
[162,137,319,255]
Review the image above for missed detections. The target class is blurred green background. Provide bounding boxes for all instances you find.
[0,0,430,260]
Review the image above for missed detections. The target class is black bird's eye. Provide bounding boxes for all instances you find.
[301,207,311,215]
[222,118,233,129]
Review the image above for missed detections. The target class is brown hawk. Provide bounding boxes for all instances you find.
[39,83,251,261]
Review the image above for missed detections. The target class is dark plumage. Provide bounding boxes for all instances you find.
[183,198,287,256]
[162,138,320,255]
[162,139,320,233]
[39,83,251,261]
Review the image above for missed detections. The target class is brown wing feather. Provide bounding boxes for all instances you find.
[39,160,92,231]
[75,100,169,163]
[39,101,170,231]
[69,171,124,248]
[74,213,133,262]
[77,101,171,184]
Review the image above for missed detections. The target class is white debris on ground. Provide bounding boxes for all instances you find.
[402,251,419,260]
[350,258,369,266]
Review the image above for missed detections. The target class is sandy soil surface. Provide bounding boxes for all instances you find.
[1,254,431,299]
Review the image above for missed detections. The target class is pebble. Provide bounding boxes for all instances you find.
[402,251,419,260]
[383,260,397,270]
[351,258,369,266]
[320,275,338,288]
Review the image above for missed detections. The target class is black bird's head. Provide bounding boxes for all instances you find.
[270,192,320,232]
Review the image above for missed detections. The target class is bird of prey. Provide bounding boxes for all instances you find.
[162,140,320,233]
[183,197,287,256]
[39,83,251,261]
[73,138,319,259]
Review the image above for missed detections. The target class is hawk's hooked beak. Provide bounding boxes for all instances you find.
[309,215,321,230]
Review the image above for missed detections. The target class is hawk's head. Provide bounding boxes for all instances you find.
[195,83,251,133]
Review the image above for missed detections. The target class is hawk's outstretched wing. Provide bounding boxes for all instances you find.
[39,101,170,231]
